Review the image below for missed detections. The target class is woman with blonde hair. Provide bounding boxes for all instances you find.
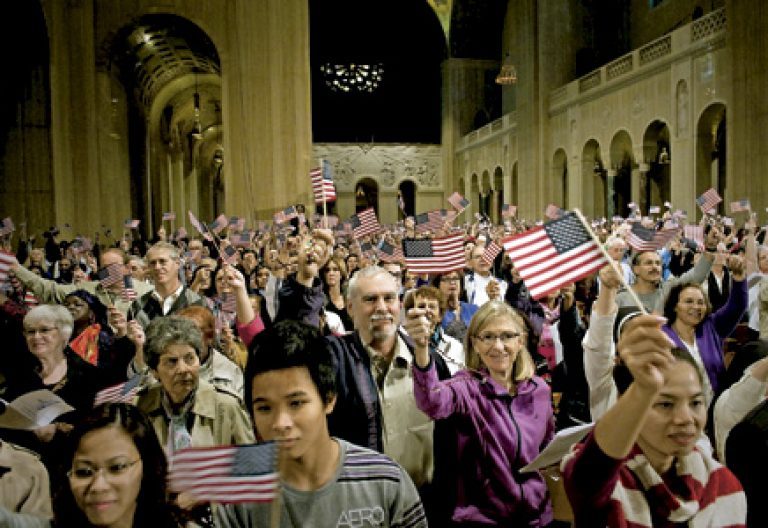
[405,300,555,527]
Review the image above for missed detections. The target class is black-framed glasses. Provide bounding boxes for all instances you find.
[67,460,140,481]
[474,332,520,345]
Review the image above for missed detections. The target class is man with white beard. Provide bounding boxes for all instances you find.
[323,266,452,505]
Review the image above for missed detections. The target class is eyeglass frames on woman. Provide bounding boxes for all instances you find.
[474,332,520,345]
[67,460,140,481]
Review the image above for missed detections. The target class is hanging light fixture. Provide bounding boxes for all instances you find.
[495,53,517,85]
[191,73,203,141]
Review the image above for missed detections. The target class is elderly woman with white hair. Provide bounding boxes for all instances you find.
[0,304,103,463]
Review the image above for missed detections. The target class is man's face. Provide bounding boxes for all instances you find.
[146,248,180,289]
[607,243,626,262]
[348,273,400,344]
[152,343,200,405]
[471,248,491,275]
[128,260,145,281]
[59,258,72,272]
[251,367,335,461]
[758,248,768,274]
[346,255,359,271]
[187,242,203,263]
[633,252,662,284]
[438,273,461,298]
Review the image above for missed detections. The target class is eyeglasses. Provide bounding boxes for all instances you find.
[68,460,140,481]
[474,331,520,345]
[23,327,58,337]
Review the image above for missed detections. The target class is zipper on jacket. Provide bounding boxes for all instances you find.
[507,396,525,502]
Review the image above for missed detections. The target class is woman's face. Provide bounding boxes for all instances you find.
[472,315,523,380]
[255,268,270,290]
[674,287,706,328]
[65,296,92,325]
[214,271,229,295]
[637,361,706,471]
[24,319,66,357]
[153,343,200,405]
[324,262,341,287]
[69,426,143,528]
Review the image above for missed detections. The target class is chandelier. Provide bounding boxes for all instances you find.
[495,53,517,85]
[320,63,384,93]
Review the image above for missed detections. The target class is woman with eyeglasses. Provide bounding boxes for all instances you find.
[1,305,104,466]
[404,300,555,527]
[53,402,182,527]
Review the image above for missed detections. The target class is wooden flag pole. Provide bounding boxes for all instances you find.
[572,208,648,315]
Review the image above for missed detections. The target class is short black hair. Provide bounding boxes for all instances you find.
[244,320,336,417]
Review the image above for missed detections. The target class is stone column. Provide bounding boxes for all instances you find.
[606,169,617,218]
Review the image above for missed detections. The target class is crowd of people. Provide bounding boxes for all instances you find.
[0,204,767,527]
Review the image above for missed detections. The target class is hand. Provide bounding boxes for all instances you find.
[727,254,746,281]
[127,320,145,348]
[108,307,128,338]
[486,279,501,301]
[598,264,622,290]
[223,264,246,292]
[616,314,675,393]
[561,283,575,311]
[402,308,432,363]
[33,424,57,443]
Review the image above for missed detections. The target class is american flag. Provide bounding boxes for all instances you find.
[730,199,751,213]
[97,263,124,288]
[628,202,638,210]
[169,442,279,503]
[683,225,704,249]
[447,192,469,212]
[481,240,502,266]
[120,275,137,302]
[502,204,517,218]
[311,160,337,204]
[162,212,176,222]
[350,208,380,238]
[232,231,253,247]
[625,223,680,252]
[23,291,38,307]
[502,212,607,300]
[93,375,142,406]
[0,250,15,282]
[0,217,14,237]
[545,204,564,220]
[649,205,661,214]
[220,292,237,314]
[209,214,229,234]
[228,216,245,232]
[403,233,465,274]
[696,188,722,214]
[415,210,452,234]
[188,211,212,241]
[174,226,188,241]
[376,241,403,263]
[124,219,140,229]
[221,245,238,265]
[273,206,298,225]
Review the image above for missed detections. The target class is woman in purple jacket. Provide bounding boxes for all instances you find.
[661,254,747,403]
[404,300,555,527]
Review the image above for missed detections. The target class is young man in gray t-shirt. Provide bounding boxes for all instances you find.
[215,320,426,528]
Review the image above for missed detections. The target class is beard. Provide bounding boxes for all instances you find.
[368,313,396,342]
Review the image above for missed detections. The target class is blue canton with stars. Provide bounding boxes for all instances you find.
[230,443,277,476]
[403,239,434,257]
[543,213,592,253]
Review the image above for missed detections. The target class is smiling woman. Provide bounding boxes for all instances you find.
[53,403,181,527]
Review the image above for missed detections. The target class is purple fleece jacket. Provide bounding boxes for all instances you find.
[413,360,554,526]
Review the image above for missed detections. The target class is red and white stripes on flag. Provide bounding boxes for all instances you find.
[625,223,680,252]
[350,208,380,238]
[311,160,337,204]
[189,211,213,241]
[502,212,607,300]
[169,443,279,503]
[730,199,751,213]
[403,233,465,274]
[162,212,176,222]
[415,210,454,234]
[683,225,704,249]
[124,219,140,229]
[23,291,38,307]
[93,375,142,406]
[209,214,229,235]
[502,204,517,218]
[481,241,502,266]
[0,250,15,282]
[376,241,403,263]
[120,275,137,302]
[97,263,124,288]
[696,188,722,214]
[273,206,298,225]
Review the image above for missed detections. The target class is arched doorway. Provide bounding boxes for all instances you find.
[642,121,671,214]
[582,140,605,218]
[355,177,379,214]
[610,130,634,218]
[398,179,416,217]
[696,103,726,214]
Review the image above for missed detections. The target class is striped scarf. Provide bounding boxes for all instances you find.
[606,445,746,527]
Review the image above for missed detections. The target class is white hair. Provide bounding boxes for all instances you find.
[24,304,74,342]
